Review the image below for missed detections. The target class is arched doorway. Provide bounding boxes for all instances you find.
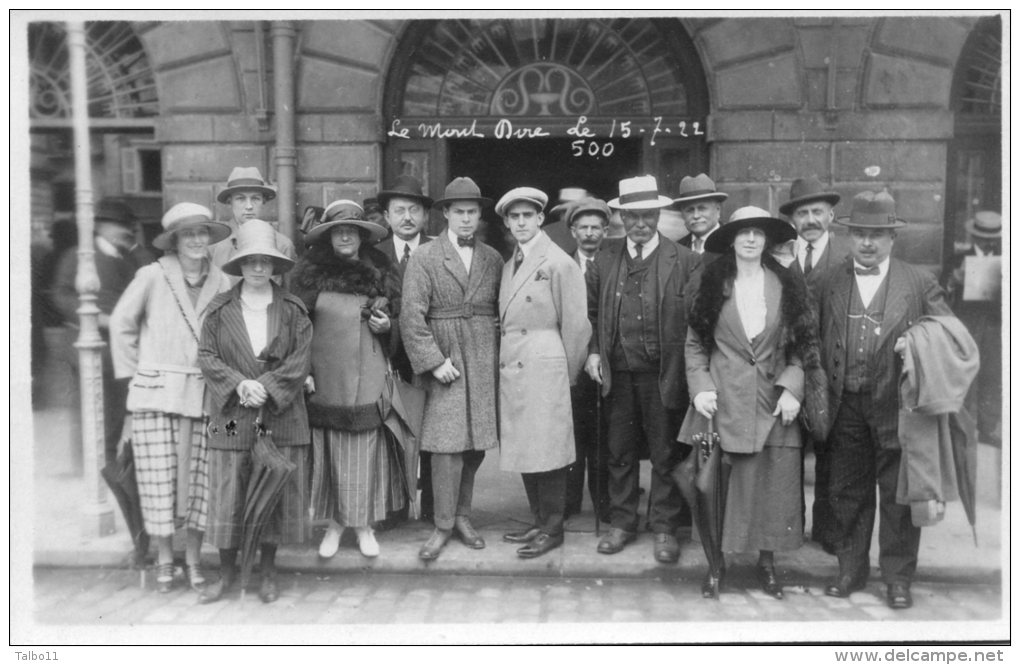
[383,18,709,253]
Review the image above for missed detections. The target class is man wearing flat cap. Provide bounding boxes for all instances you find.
[400,177,503,561]
[563,197,612,522]
[673,173,728,262]
[496,187,591,558]
[816,190,956,610]
[210,166,297,280]
[585,175,699,563]
[52,198,155,469]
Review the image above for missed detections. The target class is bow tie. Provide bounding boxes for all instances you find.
[457,236,475,248]
[854,265,880,276]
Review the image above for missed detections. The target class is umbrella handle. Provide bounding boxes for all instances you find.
[254,407,269,436]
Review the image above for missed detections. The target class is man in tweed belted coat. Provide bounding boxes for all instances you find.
[399,177,503,561]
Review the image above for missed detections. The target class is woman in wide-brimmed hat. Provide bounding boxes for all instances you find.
[110,202,233,594]
[678,206,821,601]
[196,219,312,604]
[290,200,407,560]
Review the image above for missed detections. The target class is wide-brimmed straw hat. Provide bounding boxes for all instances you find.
[672,173,729,207]
[965,211,1002,239]
[432,177,493,208]
[608,175,673,210]
[216,166,277,204]
[152,202,231,251]
[221,219,295,276]
[836,191,906,229]
[376,175,434,210]
[704,206,797,254]
[304,199,388,246]
[495,187,548,217]
[779,177,841,216]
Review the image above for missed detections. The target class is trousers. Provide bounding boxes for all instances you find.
[431,450,485,530]
[522,466,568,537]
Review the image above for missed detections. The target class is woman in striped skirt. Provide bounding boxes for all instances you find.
[197,219,313,604]
[290,200,406,560]
[110,202,233,593]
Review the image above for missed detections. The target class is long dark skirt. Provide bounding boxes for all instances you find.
[721,445,803,553]
[310,427,405,528]
[205,445,311,549]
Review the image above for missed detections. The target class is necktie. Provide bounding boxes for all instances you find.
[634,243,643,260]
[513,250,524,275]
[585,258,594,276]
[803,242,814,276]
[401,243,411,265]
[457,236,475,248]
[854,265,880,276]
[692,237,702,254]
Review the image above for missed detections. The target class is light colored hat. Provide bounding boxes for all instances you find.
[216,166,277,204]
[221,219,295,276]
[836,190,906,229]
[152,202,231,251]
[304,199,388,246]
[672,173,729,206]
[432,177,493,208]
[495,187,549,217]
[608,175,673,210]
[704,206,797,254]
[965,211,1001,239]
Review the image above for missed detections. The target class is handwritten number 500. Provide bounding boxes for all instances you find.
[571,140,615,158]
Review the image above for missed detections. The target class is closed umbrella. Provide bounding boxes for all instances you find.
[949,409,979,545]
[382,369,424,519]
[100,440,150,568]
[238,410,295,595]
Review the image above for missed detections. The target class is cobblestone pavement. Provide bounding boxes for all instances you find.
[34,566,1002,628]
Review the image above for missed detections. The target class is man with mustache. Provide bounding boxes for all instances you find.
[674,173,728,262]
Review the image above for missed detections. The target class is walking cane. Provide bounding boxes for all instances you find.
[595,395,602,538]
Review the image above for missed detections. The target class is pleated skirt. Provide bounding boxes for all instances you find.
[310,427,405,528]
[205,445,311,549]
[721,445,804,553]
[131,411,210,537]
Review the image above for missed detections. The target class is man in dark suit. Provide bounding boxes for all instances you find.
[374,175,435,526]
[561,197,612,523]
[672,173,727,261]
[778,177,852,553]
[585,175,698,563]
[817,191,955,610]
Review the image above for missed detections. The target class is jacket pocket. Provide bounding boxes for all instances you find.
[130,369,165,390]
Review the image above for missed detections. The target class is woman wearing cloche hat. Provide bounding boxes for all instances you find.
[110,202,234,595]
[679,206,821,601]
[196,220,313,604]
[290,201,412,561]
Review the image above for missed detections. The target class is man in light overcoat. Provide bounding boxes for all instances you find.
[400,177,503,561]
[496,187,591,558]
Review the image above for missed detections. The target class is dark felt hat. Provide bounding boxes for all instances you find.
[835,190,906,229]
[376,175,434,210]
[779,177,841,216]
[432,177,493,208]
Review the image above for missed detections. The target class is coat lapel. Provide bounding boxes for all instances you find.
[877,259,911,349]
[219,291,263,374]
[655,235,678,309]
[827,262,853,342]
[158,256,203,338]
[439,233,470,293]
[719,288,753,353]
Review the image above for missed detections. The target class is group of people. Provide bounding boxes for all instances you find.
[59,161,990,612]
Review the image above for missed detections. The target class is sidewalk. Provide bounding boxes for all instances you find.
[29,402,1006,586]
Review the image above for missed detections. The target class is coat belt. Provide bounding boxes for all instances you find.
[427,302,496,319]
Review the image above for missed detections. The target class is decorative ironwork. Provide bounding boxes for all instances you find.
[29,21,159,121]
[958,19,1001,116]
[401,18,688,118]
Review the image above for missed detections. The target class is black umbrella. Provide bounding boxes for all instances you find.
[238,410,296,595]
[100,440,150,568]
[671,420,728,585]
[949,409,979,545]
[384,370,424,519]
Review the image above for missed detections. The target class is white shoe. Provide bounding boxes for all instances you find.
[318,524,342,558]
[355,527,379,558]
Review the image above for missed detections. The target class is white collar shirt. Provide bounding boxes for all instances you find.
[796,231,831,271]
[853,257,890,308]
[690,225,718,254]
[448,228,473,272]
[626,233,659,260]
[394,234,421,262]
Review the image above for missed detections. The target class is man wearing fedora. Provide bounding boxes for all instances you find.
[495,187,590,558]
[779,177,851,553]
[375,175,437,526]
[562,197,612,522]
[948,211,1002,448]
[673,173,728,261]
[781,177,852,295]
[584,175,698,563]
[400,177,503,561]
[52,198,155,469]
[816,190,955,610]
[210,166,297,279]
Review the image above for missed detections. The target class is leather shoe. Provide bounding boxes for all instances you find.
[517,532,564,559]
[701,567,725,599]
[653,533,680,564]
[757,564,784,600]
[454,517,485,549]
[198,567,235,605]
[887,583,913,610]
[418,528,452,561]
[597,527,636,555]
[258,573,279,604]
[503,526,541,544]
[824,575,866,598]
